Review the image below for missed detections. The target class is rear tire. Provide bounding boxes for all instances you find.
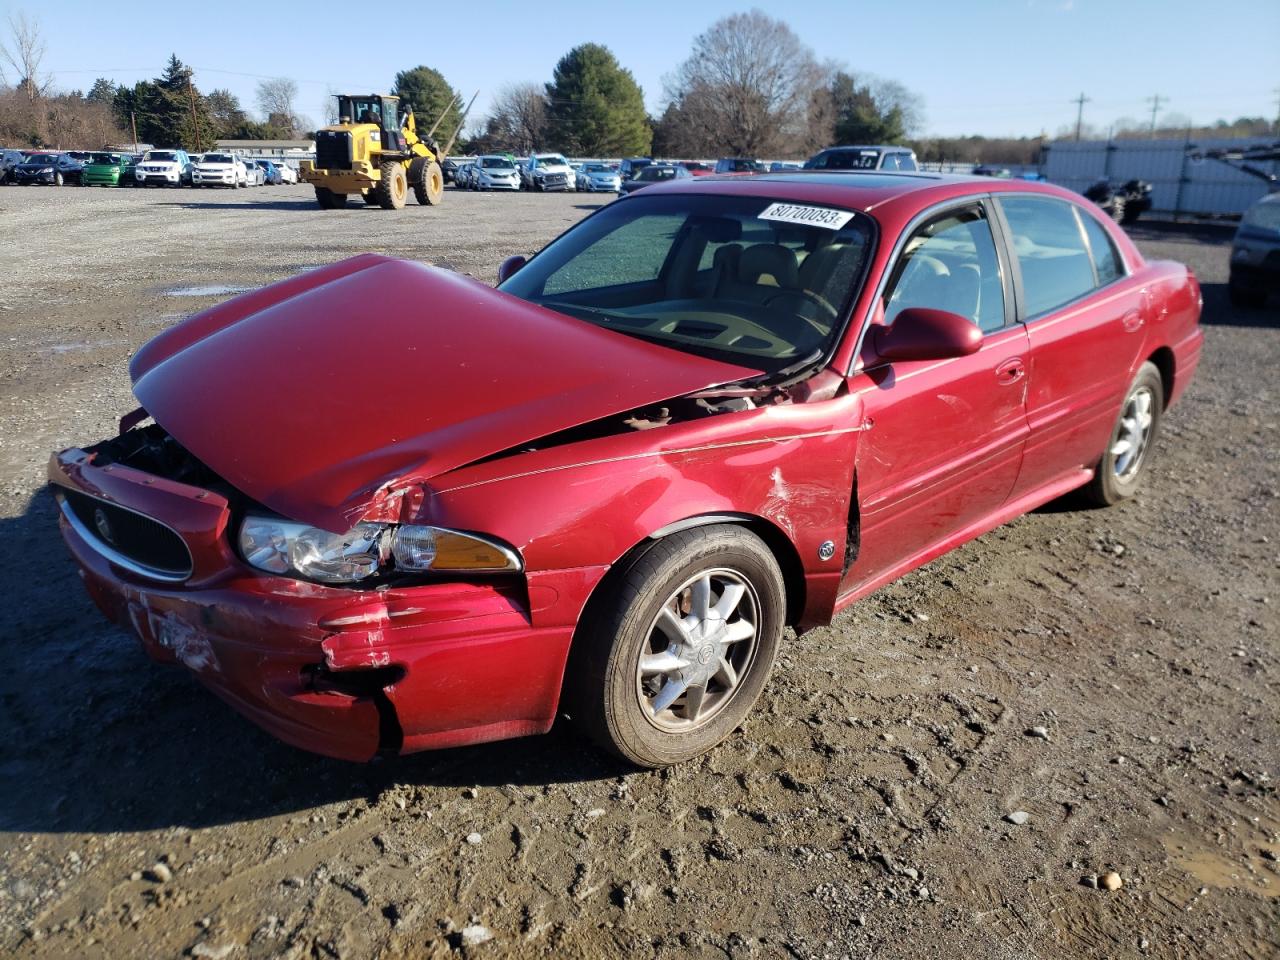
[1228,275,1267,308]
[410,157,444,206]
[568,525,785,768]
[1083,361,1163,506]
[314,187,346,209]
[374,161,407,209]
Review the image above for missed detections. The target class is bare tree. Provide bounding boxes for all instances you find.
[1,11,47,105]
[255,77,298,131]
[662,11,826,157]
[480,83,547,153]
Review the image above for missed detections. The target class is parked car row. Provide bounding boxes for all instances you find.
[0,147,300,188]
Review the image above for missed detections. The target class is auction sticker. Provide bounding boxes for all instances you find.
[758,202,854,231]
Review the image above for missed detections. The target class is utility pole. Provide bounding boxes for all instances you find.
[1146,94,1166,138]
[130,110,139,152]
[1072,92,1091,141]
[186,77,203,153]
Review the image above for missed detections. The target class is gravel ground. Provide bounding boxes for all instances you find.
[0,184,1276,960]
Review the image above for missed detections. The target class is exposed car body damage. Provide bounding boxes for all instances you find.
[128,256,760,531]
[50,174,1202,762]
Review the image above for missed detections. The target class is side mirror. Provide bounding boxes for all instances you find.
[497,255,528,284]
[873,308,983,362]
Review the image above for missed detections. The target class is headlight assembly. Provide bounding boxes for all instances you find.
[238,515,521,584]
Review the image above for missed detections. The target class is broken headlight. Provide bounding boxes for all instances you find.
[238,516,521,583]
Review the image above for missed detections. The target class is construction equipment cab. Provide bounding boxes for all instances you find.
[301,93,446,210]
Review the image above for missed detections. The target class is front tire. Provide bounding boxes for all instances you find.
[374,161,407,209]
[1083,361,1163,506]
[409,157,443,205]
[569,525,785,768]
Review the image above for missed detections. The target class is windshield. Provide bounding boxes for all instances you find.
[584,163,612,174]
[202,154,233,164]
[639,167,678,182]
[24,155,56,164]
[499,193,874,373]
[481,157,513,169]
[90,153,118,165]
[1242,200,1280,232]
[145,152,177,162]
[535,156,567,167]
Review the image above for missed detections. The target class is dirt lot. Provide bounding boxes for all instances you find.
[0,183,1275,960]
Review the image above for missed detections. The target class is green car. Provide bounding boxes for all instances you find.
[82,152,130,187]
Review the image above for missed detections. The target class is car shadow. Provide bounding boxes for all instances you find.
[1198,281,1277,328]
[155,199,330,212]
[0,488,625,837]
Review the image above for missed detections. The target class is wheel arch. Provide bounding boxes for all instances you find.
[557,511,807,722]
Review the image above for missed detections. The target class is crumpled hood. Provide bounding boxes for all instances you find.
[130,255,759,531]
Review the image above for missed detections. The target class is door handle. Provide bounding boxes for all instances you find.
[1121,309,1145,333]
[995,357,1026,385]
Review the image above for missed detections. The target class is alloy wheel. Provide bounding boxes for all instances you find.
[635,568,760,732]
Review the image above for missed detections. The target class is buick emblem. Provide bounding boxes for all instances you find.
[93,507,114,545]
[817,540,836,561]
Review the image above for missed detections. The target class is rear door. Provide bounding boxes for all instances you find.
[842,199,1029,595]
[993,195,1149,496]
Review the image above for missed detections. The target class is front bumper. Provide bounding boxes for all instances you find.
[478,178,519,190]
[83,172,121,185]
[193,171,236,185]
[17,171,56,184]
[137,171,181,184]
[583,181,620,192]
[49,446,601,761]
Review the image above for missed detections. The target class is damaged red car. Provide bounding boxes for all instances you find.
[50,173,1203,767]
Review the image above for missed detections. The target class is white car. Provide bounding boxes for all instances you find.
[576,161,621,193]
[191,152,246,188]
[135,149,192,187]
[473,155,521,191]
[521,152,575,192]
[276,163,298,185]
[242,160,264,187]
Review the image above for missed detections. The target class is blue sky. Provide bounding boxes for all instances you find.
[23,0,1280,139]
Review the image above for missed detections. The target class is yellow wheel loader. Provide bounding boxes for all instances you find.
[301,93,472,211]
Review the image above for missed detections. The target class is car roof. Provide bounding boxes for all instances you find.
[628,170,1093,227]
[814,144,912,153]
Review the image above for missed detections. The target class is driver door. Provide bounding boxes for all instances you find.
[842,200,1030,597]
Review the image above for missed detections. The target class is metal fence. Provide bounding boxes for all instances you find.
[1043,138,1279,218]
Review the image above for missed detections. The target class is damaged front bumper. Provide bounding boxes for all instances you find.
[49,446,595,762]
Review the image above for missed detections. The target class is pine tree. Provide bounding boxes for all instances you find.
[544,44,650,156]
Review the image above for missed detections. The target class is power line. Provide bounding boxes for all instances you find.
[1071,92,1090,141]
[1146,94,1166,137]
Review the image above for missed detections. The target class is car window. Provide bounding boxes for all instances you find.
[1000,196,1098,317]
[897,154,917,172]
[541,214,685,295]
[883,204,1007,332]
[1077,209,1123,286]
[881,154,900,171]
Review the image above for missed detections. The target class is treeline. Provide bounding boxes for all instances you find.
[465,12,920,159]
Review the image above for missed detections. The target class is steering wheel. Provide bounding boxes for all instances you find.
[763,288,840,333]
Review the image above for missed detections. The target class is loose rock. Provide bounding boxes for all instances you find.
[1004,811,1030,826]
[1101,871,1123,891]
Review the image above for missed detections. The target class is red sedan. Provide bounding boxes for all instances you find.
[49,172,1203,767]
